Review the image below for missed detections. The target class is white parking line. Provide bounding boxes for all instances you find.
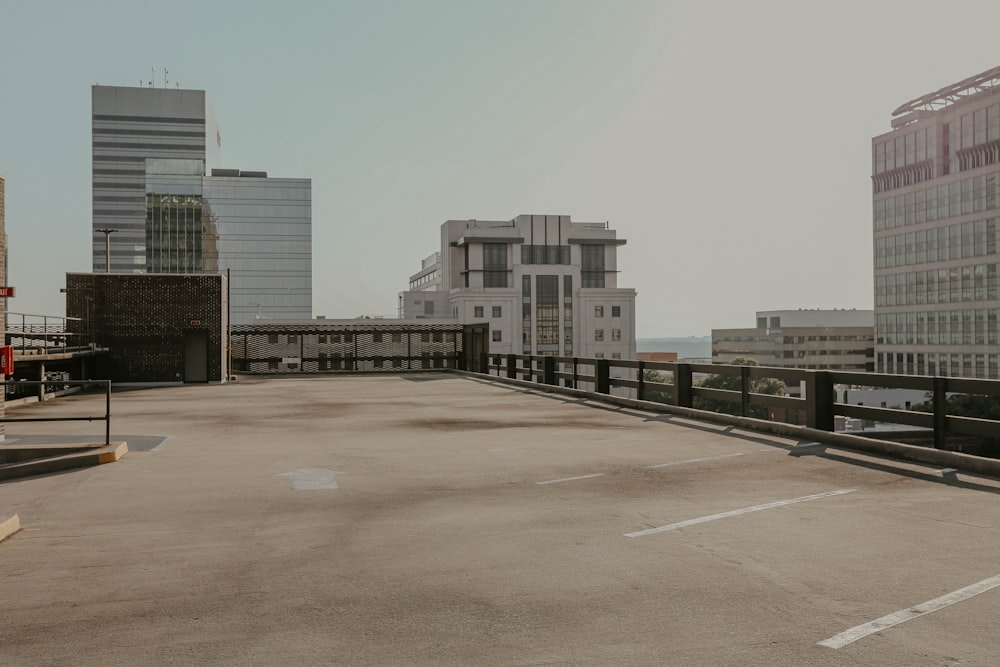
[818,574,1000,649]
[647,452,750,469]
[624,488,856,538]
[536,473,607,485]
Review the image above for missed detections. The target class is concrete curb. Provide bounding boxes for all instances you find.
[0,514,21,544]
[0,442,128,481]
[456,371,1000,478]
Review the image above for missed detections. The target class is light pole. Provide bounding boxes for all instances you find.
[96,228,117,273]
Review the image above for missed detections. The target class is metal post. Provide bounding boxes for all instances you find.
[105,380,111,446]
[805,371,834,431]
[740,366,751,417]
[96,228,117,273]
[543,356,556,385]
[596,359,610,394]
[933,376,948,449]
[637,361,645,401]
[506,354,516,379]
[675,363,693,408]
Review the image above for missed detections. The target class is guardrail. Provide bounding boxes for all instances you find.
[5,312,90,355]
[1,380,111,446]
[479,354,1000,451]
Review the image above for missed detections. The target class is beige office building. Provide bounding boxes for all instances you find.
[873,65,1000,378]
[712,310,874,371]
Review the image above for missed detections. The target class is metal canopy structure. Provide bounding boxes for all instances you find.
[892,64,1000,116]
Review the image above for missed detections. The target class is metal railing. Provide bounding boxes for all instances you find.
[480,354,1000,451]
[5,312,92,355]
[1,380,111,446]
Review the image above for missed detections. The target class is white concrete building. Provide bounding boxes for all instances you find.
[400,214,637,361]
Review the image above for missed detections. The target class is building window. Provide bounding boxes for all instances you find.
[474,306,484,318]
[612,329,621,341]
[318,334,327,343]
[581,245,605,288]
[611,305,621,317]
[268,360,278,369]
[536,275,559,346]
[373,332,383,343]
[492,330,502,342]
[612,352,621,359]
[595,305,604,317]
[595,329,604,341]
[483,243,508,288]
[287,335,297,344]
[520,245,570,265]
[268,334,278,344]
[391,332,402,343]
[595,352,604,359]
[492,305,502,318]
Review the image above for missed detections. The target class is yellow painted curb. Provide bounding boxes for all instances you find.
[98,442,129,464]
[0,514,21,544]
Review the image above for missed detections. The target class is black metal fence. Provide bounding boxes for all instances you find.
[480,354,1000,452]
[1,380,112,445]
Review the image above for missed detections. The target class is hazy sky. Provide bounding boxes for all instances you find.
[3,0,1000,337]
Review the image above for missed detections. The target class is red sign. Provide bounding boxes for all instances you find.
[1,346,13,376]
[190,320,202,326]
[0,287,14,297]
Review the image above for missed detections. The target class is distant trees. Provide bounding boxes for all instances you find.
[693,357,785,419]
[639,358,786,418]
[641,369,671,403]
[910,393,1000,420]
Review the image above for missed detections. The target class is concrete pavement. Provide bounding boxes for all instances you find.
[1,374,999,666]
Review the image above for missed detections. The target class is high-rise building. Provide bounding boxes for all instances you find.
[92,85,311,324]
[92,86,220,272]
[873,65,1000,379]
[400,214,637,361]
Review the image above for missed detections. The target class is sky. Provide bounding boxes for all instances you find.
[3,0,1000,338]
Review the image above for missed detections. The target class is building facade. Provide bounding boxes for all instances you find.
[65,273,228,383]
[712,310,874,371]
[92,85,221,273]
[92,86,312,324]
[873,65,1000,378]
[400,215,637,361]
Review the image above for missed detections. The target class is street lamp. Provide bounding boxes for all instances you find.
[96,228,117,273]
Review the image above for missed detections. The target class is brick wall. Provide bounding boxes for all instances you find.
[65,273,227,383]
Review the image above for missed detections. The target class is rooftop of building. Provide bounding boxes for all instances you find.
[3,373,1000,663]
[890,63,1000,127]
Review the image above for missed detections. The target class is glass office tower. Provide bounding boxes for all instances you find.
[93,86,312,324]
[92,85,220,273]
[203,173,312,324]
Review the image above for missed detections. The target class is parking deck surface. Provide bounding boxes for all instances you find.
[1,374,999,666]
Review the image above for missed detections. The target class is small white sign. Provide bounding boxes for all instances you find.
[281,357,301,364]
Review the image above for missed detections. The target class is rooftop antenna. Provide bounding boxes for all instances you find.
[164,68,169,88]
[150,67,155,87]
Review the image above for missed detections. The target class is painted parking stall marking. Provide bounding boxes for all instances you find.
[647,452,750,469]
[536,473,607,485]
[818,574,1000,649]
[624,488,856,538]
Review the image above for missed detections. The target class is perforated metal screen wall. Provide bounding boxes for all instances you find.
[231,322,467,373]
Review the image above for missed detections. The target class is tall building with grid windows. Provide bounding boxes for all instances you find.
[400,214,637,361]
[873,65,1000,379]
[92,85,311,324]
